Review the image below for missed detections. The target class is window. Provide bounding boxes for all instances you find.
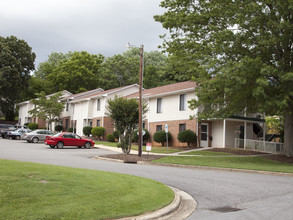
[179,94,186,111]
[66,102,69,111]
[157,98,162,113]
[89,120,93,127]
[72,104,74,114]
[65,119,69,130]
[156,125,162,131]
[179,123,186,132]
[97,99,101,111]
[97,120,100,127]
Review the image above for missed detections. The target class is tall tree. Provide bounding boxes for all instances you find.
[155,0,293,156]
[28,91,65,130]
[106,96,148,154]
[0,36,36,120]
[47,51,104,93]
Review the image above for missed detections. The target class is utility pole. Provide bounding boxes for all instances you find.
[138,45,144,157]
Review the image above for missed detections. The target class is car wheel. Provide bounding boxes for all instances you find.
[27,140,31,143]
[32,137,39,143]
[12,137,16,140]
[84,142,91,149]
[78,146,82,148]
[16,136,20,140]
[57,142,64,149]
[3,134,9,139]
[49,145,55,148]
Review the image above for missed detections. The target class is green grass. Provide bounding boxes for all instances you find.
[180,151,234,156]
[95,141,181,154]
[0,159,174,220]
[153,156,293,173]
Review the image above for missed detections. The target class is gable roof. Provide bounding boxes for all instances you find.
[70,84,139,103]
[62,88,104,101]
[126,81,197,99]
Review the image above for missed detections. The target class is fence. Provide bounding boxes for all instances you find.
[234,138,283,154]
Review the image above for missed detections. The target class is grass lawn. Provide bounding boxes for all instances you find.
[180,151,234,156]
[153,156,293,173]
[0,160,174,220]
[95,141,182,154]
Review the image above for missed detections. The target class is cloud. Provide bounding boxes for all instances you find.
[0,0,166,65]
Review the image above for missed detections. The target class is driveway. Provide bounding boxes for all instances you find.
[0,138,293,219]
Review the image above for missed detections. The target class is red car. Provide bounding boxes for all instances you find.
[45,132,95,149]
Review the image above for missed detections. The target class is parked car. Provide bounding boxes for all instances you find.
[44,132,95,149]
[6,128,31,140]
[0,124,15,138]
[23,129,55,143]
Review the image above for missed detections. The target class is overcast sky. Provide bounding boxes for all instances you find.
[0,0,166,66]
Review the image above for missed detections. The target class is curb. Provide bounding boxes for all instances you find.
[119,186,197,220]
[94,156,293,177]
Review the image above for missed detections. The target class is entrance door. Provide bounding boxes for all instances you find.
[200,123,209,147]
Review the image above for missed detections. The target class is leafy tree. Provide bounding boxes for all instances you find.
[47,51,104,93]
[266,116,284,141]
[155,0,293,156]
[28,92,65,131]
[91,127,106,140]
[177,130,197,147]
[83,126,92,137]
[106,96,148,154]
[153,130,171,146]
[0,36,36,120]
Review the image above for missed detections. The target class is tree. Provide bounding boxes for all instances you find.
[155,0,293,156]
[0,36,36,120]
[266,116,284,141]
[177,130,197,147]
[47,51,105,93]
[106,96,148,154]
[91,127,106,140]
[28,92,65,130]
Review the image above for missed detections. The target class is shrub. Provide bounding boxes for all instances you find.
[177,129,197,147]
[113,130,119,140]
[83,126,92,137]
[55,125,63,132]
[91,127,106,140]
[107,134,115,142]
[132,129,150,143]
[153,130,171,146]
[68,127,76,133]
[24,123,30,127]
[28,123,38,130]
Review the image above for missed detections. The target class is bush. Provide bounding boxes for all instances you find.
[91,127,106,140]
[28,123,38,130]
[83,126,92,137]
[132,129,150,143]
[24,123,30,127]
[55,125,63,132]
[113,130,119,140]
[107,134,115,142]
[68,127,76,133]
[153,130,171,146]
[177,129,197,147]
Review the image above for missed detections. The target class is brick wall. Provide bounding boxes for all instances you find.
[37,118,47,129]
[149,119,197,147]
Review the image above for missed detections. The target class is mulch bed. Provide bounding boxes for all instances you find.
[263,154,293,163]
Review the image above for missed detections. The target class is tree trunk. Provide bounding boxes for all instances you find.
[284,112,293,157]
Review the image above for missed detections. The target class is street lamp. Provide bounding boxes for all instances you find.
[127,43,144,157]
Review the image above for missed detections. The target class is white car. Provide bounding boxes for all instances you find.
[6,129,31,140]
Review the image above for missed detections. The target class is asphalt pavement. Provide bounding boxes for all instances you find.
[0,138,293,219]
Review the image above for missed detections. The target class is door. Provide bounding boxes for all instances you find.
[200,123,209,147]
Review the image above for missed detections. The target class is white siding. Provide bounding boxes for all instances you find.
[148,92,197,122]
